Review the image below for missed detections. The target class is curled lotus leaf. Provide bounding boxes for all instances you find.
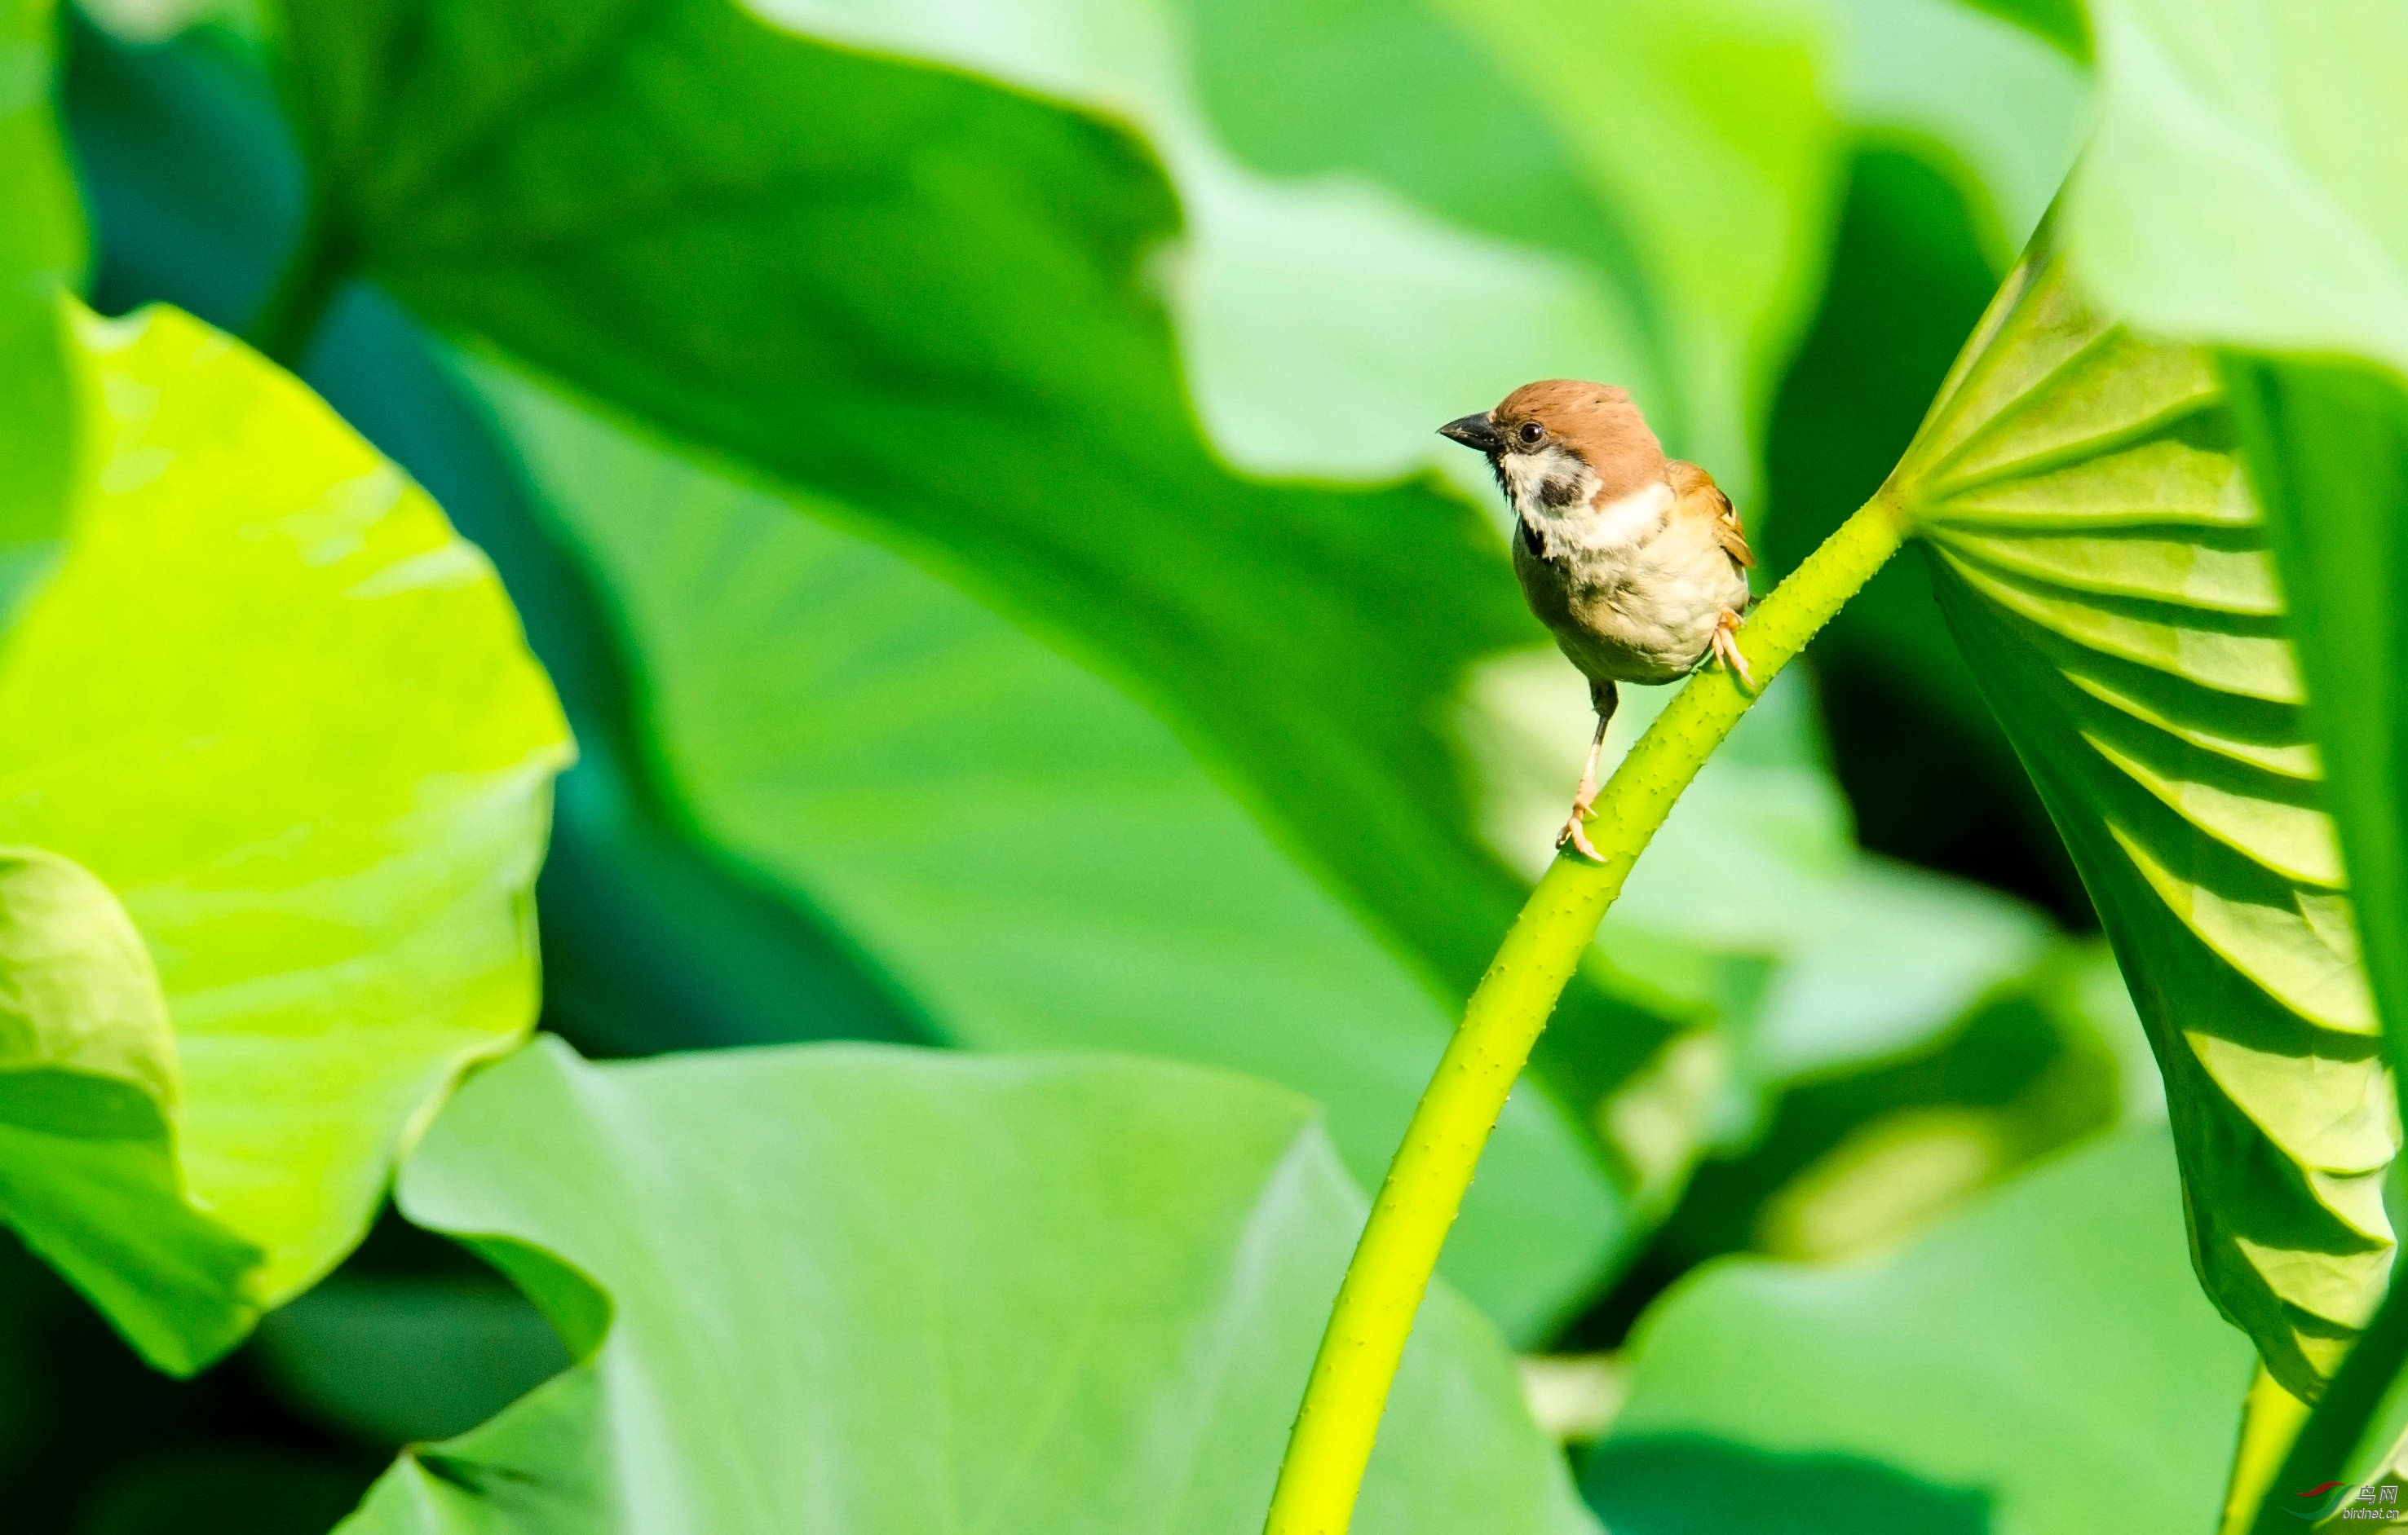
[1889,228,2393,1400]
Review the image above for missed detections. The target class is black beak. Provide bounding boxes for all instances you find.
[1438,413,1502,452]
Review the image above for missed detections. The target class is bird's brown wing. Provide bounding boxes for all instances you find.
[1668,458,1753,568]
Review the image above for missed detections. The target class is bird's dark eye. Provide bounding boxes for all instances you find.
[1517,421,1544,446]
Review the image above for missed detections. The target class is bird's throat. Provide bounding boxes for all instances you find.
[1499,444,1600,558]
[1518,509,1546,559]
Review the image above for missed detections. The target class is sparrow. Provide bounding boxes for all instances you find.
[1440,380,1753,862]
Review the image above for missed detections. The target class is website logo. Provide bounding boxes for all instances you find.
[2289,1480,2404,1521]
[2291,1483,2353,1521]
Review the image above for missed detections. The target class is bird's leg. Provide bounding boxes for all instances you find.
[1557,679,1617,862]
[1708,607,1756,690]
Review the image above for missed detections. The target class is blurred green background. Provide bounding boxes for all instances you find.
[0,0,2273,1528]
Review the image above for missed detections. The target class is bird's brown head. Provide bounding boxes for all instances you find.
[1438,381,1667,507]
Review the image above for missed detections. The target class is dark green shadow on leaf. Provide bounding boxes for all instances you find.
[76,1446,373,1535]
[1951,0,2090,64]
[254,1275,572,1449]
[1584,1435,1990,1534]
[0,0,83,555]
[1762,147,2081,921]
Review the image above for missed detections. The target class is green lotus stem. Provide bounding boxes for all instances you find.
[2220,1365,2309,1534]
[2246,1278,2408,1533]
[1261,492,1908,1535]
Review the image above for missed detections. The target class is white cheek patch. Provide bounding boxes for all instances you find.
[1500,445,1597,518]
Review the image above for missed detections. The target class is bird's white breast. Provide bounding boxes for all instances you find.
[1568,481,1675,552]
[1501,448,1746,684]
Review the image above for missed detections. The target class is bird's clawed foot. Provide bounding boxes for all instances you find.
[1555,797,1604,863]
[1555,678,1615,863]
[1709,608,1756,690]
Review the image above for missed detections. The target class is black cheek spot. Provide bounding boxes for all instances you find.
[1538,476,1583,509]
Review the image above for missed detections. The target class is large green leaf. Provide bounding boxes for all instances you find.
[463,359,1621,1339]
[0,301,569,1371]
[339,1037,1596,1535]
[1888,233,2392,1400]
[1172,0,1823,487]
[2067,0,2408,388]
[0,0,81,558]
[0,849,175,1105]
[1418,0,1835,495]
[2040,14,2408,1475]
[1174,0,1671,406]
[267,0,1642,1051]
[740,0,1663,492]
[54,15,940,1062]
[1827,0,2091,268]
[1416,0,2081,490]
[2228,361,2408,1223]
[1593,1130,2251,1534]
[797,0,2075,506]
[2062,0,2408,1172]
[0,847,255,1373]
